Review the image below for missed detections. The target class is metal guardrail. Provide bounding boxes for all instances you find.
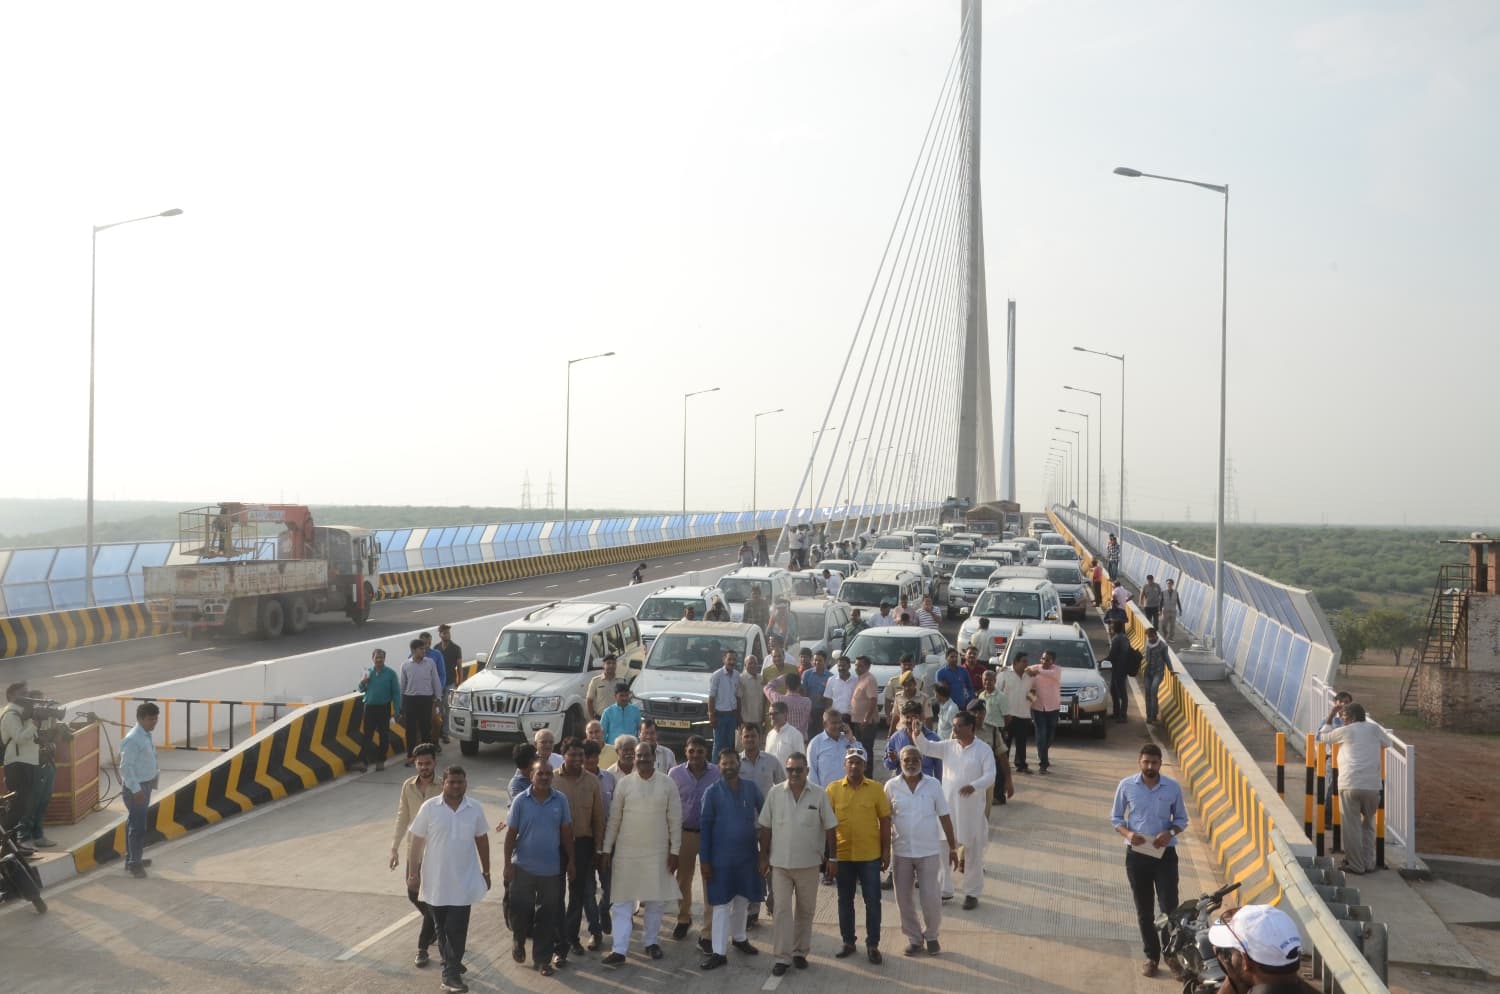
[114,695,304,752]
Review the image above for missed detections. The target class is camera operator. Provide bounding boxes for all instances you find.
[11,682,59,848]
[1,682,41,848]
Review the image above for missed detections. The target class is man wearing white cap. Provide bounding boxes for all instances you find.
[1206,904,1317,993]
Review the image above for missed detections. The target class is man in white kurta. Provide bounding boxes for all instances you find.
[908,710,1007,908]
[598,747,683,963]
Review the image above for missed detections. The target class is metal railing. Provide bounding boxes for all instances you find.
[115,695,304,752]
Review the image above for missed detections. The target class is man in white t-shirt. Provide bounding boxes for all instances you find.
[825,656,856,718]
[823,569,842,599]
[407,767,491,991]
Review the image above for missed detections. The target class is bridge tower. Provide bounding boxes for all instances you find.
[955,0,998,505]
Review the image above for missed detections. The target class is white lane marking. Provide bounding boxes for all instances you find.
[545,584,559,589]
[509,590,524,595]
[577,578,589,583]
[336,910,421,961]
[177,648,220,656]
[674,561,685,566]
[464,599,481,604]
[605,573,618,578]
[411,608,433,614]
[55,667,102,678]
[762,973,783,991]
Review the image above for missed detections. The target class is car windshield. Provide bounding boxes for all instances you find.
[817,561,852,575]
[974,590,1042,619]
[719,577,770,604]
[646,634,733,672]
[938,543,971,558]
[791,575,822,597]
[856,550,881,567]
[1044,547,1079,560]
[841,580,899,605]
[874,537,907,549]
[955,563,995,580]
[844,632,923,666]
[1007,637,1095,670]
[637,596,703,622]
[1045,566,1084,585]
[488,630,586,672]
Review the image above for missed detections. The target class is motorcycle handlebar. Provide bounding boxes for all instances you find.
[1209,880,1242,902]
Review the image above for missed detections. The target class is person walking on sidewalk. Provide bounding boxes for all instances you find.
[1142,629,1171,725]
[1140,575,1163,629]
[503,761,574,976]
[908,711,1007,910]
[1160,579,1182,642]
[390,743,442,967]
[708,650,742,760]
[825,745,892,965]
[553,737,604,958]
[1316,702,1383,875]
[1106,534,1121,582]
[1025,652,1063,773]
[599,744,682,964]
[758,751,838,977]
[669,736,721,944]
[355,649,401,772]
[884,745,959,956]
[698,749,765,969]
[400,638,442,760]
[1090,559,1105,607]
[998,654,1035,775]
[1110,743,1188,979]
[407,766,491,993]
[1106,620,1134,724]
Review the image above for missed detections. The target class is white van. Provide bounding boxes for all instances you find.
[838,567,925,620]
[448,601,646,755]
[631,621,769,749]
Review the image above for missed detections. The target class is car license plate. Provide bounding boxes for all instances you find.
[657,719,692,729]
[478,718,518,732]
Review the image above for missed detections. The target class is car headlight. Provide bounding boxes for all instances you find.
[529,696,563,713]
[1077,686,1104,704]
[448,690,472,710]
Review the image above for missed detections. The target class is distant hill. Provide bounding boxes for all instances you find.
[0,499,673,550]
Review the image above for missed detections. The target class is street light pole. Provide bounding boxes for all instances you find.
[1059,409,1090,528]
[751,408,784,517]
[682,387,721,519]
[1073,347,1125,555]
[87,207,183,607]
[1049,441,1074,506]
[563,351,616,553]
[1113,165,1229,651]
[1054,429,1080,511]
[1064,385,1104,553]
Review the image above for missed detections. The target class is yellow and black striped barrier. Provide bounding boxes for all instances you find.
[0,602,162,659]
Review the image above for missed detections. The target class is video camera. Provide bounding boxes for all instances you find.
[15,695,65,724]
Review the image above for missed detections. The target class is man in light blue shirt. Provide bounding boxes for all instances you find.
[599,685,641,747]
[707,651,741,760]
[806,710,856,788]
[119,701,162,878]
[1110,743,1189,978]
[504,763,575,973]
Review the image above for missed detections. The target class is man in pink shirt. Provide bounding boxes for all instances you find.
[1024,651,1063,774]
[848,656,881,761]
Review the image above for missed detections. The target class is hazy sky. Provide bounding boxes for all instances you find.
[4,1,1495,526]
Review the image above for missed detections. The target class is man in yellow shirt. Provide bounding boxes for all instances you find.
[824,745,892,964]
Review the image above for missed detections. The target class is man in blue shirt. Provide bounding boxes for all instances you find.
[806,709,856,788]
[421,632,451,744]
[884,701,942,780]
[933,655,975,711]
[119,701,161,878]
[801,650,831,733]
[599,684,641,747]
[707,650,742,761]
[1110,743,1189,979]
[504,762,576,976]
[355,648,402,772]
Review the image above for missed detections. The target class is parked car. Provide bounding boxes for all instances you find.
[631,621,768,749]
[817,558,860,579]
[946,559,999,618]
[838,568,925,621]
[988,565,1049,586]
[1014,537,1042,565]
[1042,544,1082,564]
[994,620,1109,738]
[1042,563,1090,623]
[934,539,976,578]
[956,578,1062,656]
[787,598,851,657]
[717,567,797,622]
[635,584,726,649]
[844,625,951,710]
[1038,532,1068,548]
[789,569,827,598]
[449,601,646,755]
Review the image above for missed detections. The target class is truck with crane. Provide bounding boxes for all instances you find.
[143,503,382,639]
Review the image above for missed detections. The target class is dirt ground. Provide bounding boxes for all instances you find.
[1332,658,1500,860]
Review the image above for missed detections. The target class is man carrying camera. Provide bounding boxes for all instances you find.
[1,682,51,849]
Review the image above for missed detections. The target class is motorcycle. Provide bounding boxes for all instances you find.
[0,794,47,913]
[1157,879,1240,993]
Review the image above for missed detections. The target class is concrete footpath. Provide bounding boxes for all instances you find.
[1,715,1218,994]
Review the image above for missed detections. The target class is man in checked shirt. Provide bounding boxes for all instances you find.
[389,743,443,968]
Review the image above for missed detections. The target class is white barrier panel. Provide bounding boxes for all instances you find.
[67,562,742,738]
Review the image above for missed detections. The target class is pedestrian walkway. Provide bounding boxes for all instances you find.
[1,711,1219,994]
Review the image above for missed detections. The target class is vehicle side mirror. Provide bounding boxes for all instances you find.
[1045,612,1059,622]
[831,627,844,640]
[959,607,970,617]
[1099,660,1113,670]
[476,652,488,665]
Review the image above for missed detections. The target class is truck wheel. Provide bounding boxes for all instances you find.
[257,598,286,639]
[286,597,310,635]
[459,739,479,757]
[351,583,374,627]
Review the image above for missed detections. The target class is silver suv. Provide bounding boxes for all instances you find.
[635,584,727,650]
[946,559,998,618]
[994,621,1109,738]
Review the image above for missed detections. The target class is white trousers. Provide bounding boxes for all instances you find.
[711,896,750,954]
[954,817,987,898]
[611,900,665,955]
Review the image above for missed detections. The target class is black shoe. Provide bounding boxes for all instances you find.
[601,918,612,934]
[439,980,468,994]
[569,940,586,957]
[772,963,790,976]
[587,933,604,951]
[700,953,727,970]
[792,955,809,969]
[128,864,148,878]
[414,949,430,967]
[745,913,760,928]
[139,859,153,868]
[904,943,924,957]
[962,896,979,910]
[646,944,664,960]
[602,952,626,966]
[698,937,712,953]
[732,939,758,955]
[672,921,691,940]
[926,939,940,955]
[512,944,526,964]
[835,944,857,959]
[941,893,954,902]
[867,947,882,965]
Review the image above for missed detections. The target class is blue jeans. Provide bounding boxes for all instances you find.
[712,711,738,760]
[836,858,882,948]
[1143,669,1164,724]
[24,763,56,839]
[1032,709,1060,769]
[123,779,155,866]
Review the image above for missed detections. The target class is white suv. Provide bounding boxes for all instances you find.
[635,584,726,650]
[956,578,1062,656]
[717,567,796,622]
[449,601,645,755]
[946,559,999,618]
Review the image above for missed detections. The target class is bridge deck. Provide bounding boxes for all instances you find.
[3,702,1217,994]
